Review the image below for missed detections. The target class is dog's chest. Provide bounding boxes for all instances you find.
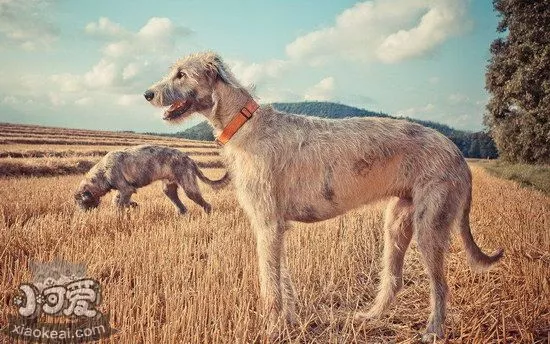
[222,148,274,201]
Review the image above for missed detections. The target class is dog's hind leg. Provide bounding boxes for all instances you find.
[414,184,458,342]
[355,197,413,320]
[162,181,187,214]
[177,173,212,214]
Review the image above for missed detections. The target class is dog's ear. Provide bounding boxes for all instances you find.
[208,55,241,89]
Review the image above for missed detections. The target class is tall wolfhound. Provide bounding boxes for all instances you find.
[75,144,229,214]
[144,52,503,341]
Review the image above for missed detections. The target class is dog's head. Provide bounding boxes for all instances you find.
[74,181,100,210]
[144,52,242,123]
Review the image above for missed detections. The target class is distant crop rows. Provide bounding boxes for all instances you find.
[0,137,216,149]
[0,150,219,159]
[0,158,224,177]
[0,123,222,177]
[1,123,193,143]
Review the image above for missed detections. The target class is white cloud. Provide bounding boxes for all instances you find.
[396,101,486,131]
[138,17,173,39]
[74,97,93,106]
[2,95,19,104]
[84,59,117,88]
[376,1,468,63]
[50,59,119,93]
[448,93,470,104]
[304,77,335,101]
[122,62,140,80]
[397,103,435,117]
[49,92,66,107]
[228,59,290,86]
[286,0,470,64]
[193,1,470,104]
[429,76,440,84]
[225,0,471,90]
[0,15,195,129]
[50,73,83,93]
[0,0,59,50]
[85,17,127,38]
[117,94,142,106]
[97,17,191,58]
[43,16,190,98]
[256,87,301,104]
[424,103,435,111]
[475,99,487,106]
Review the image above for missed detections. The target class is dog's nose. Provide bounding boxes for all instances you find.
[144,90,154,101]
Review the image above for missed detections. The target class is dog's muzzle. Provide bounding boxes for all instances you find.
[144,90,154,101]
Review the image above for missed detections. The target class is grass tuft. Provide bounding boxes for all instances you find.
[471,159,550,195]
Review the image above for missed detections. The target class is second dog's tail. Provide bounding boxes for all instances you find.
[194,164,230,190]
[459,195,504,272]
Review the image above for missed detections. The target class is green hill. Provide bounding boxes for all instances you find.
[153,101,497,159]
[174,121,215,141]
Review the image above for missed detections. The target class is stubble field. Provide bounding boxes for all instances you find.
[0,123,548,343]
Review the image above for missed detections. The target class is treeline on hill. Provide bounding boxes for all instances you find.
[151,102,498,159]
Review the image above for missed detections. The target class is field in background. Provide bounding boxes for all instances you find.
[0,123,222,177]
[0,123,549,343]
[472,159,550,196]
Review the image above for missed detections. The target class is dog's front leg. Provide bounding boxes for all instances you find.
[251,215,285,335]
[112,187,136,208]
[281,254,298,325]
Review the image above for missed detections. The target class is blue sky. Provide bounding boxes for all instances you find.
[0,0,499,133]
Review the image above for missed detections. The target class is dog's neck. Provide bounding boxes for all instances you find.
[209,81,255,133]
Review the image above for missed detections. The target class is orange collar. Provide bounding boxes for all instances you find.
[215,99,259,145]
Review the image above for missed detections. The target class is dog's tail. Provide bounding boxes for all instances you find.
[193,164,230,190]
[459,195,504,272]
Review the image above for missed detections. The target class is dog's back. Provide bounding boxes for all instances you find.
[101,145,185,187]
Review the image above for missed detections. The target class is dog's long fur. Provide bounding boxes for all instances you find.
[145,52,503,341]
[74,144,229,214]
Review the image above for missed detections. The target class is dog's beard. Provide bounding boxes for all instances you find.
[158,86,196,121]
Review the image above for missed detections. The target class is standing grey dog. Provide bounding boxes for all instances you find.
[74,144,229,214]
[144,52,503,341]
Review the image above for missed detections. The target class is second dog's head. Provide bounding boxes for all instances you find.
[74,180,101,210]
[143,52,244,123]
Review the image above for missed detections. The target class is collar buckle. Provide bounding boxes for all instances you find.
[215,99,259,145]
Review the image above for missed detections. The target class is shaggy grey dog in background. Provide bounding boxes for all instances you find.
[144,52,503,342]
[74,144,229,214]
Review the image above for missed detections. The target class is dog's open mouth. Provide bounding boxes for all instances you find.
[163,99,192,120]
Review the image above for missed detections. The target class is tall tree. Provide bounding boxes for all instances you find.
[485,0,550,164]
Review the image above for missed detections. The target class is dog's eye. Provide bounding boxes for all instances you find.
[177,70,186,79]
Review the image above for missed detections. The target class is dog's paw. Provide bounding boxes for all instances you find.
[353,308,382,322]
[421,329,444,343]
[284,310,298,327]
[353,312,371,323]
[421,332,437,343]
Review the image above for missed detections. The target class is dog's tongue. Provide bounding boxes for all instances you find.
[164,99,190,119]
[168,100,186,112]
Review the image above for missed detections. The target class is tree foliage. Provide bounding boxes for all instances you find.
[485,0,550,164]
